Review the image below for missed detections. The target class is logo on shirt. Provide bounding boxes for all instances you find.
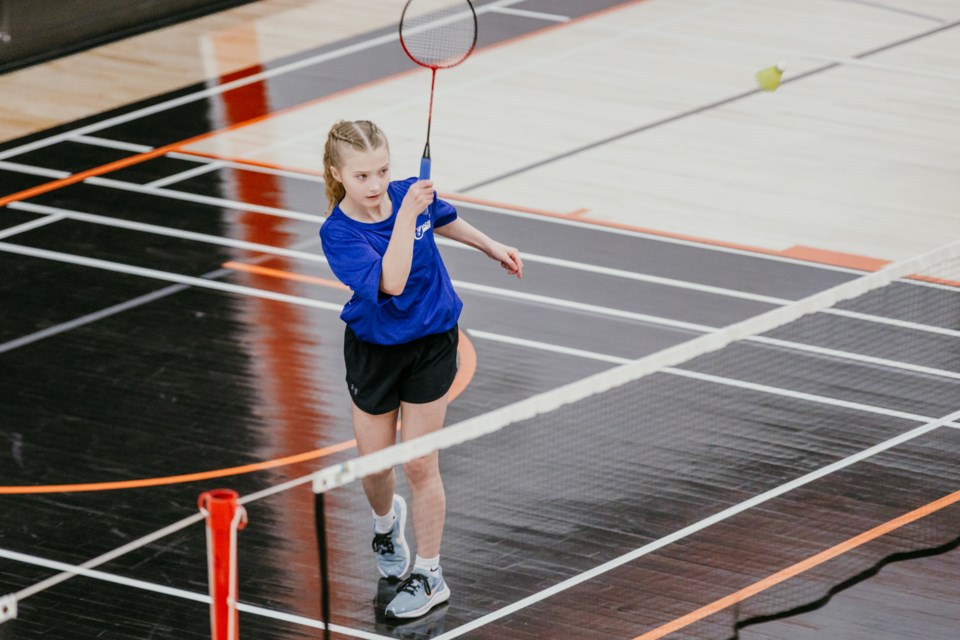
[415,218,432,240]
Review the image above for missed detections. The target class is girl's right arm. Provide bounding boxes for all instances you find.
[379,180,435,295]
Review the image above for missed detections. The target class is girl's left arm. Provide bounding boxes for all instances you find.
[435,218,523,279]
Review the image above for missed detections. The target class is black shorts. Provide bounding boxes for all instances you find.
[344,324,459,415]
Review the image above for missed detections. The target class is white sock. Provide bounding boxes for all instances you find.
[373,504,396,534]
[414,554,440,574]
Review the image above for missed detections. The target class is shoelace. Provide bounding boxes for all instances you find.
[396,573,432,597]
[372,531,395,555]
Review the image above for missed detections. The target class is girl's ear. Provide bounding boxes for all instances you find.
[329,166,342,182]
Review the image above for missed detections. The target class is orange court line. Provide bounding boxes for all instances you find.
[438,191,600,220]
[223,260,348,290]
[0,440,357,495]
[632,486,960,640]
[780,245,891,272]
[441,191,784,256]
[177,149,327,178]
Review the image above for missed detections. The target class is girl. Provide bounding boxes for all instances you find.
[319,120,522,619]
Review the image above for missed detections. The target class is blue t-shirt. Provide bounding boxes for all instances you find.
[319,177,463,345]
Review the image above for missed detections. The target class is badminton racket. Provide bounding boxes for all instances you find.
[399,0,478,181]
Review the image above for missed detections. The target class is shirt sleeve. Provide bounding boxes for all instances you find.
[320,220,390,304]
[432,195,458,228]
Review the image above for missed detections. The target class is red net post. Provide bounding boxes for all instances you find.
[199,489,247,640]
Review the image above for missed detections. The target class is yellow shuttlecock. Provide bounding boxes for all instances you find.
[756,62,787,91]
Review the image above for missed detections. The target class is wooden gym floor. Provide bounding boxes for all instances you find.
[1,1,959,638]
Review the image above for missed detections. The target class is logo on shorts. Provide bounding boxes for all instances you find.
[349,383,359,396]
[415,218,432,240]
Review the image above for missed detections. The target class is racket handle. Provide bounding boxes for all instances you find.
[419,156,431,180]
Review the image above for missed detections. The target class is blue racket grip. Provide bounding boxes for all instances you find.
[419,156,431,181]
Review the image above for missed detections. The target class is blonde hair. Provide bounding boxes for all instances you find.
[323,120,389,214]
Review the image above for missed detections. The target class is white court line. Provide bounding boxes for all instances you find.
[168,151,327,183]
[0,0,529,162]
[431,406,960,640]
[2,545,207,604]
[70,135,155,153]
[824,308,960,339]
[143,161,225,189]
[9,201,326,263]
[468,329,632,365]
[83,177,326,223]
[467,329,942,422]
[0,242,343,313]
[750,336,960,382]
[662,367,932,423]
[0,161,70,179]
[0,548,393,640]
[488,6,570,22]
[0,214,66,240]
[507,252,788,304]
[455,281,715,333]
[836,0,948,23]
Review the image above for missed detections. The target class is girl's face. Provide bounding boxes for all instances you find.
[331,145,391,214]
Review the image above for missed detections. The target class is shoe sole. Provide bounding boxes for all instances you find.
[387,581,451,619]
[377,494,410,579]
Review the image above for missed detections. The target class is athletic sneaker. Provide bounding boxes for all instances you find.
[385,568,451,619]
[372,495,410,580]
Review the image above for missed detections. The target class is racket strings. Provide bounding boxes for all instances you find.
[400,5,477,69]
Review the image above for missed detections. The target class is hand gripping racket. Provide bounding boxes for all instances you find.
[399,0,478,181]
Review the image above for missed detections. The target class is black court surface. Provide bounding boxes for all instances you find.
[2,2,960,639]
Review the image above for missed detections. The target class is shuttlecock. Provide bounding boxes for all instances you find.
[756,61,787,91]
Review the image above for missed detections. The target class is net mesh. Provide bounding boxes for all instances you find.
[312,240,960,638]
[400,0,477,69]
